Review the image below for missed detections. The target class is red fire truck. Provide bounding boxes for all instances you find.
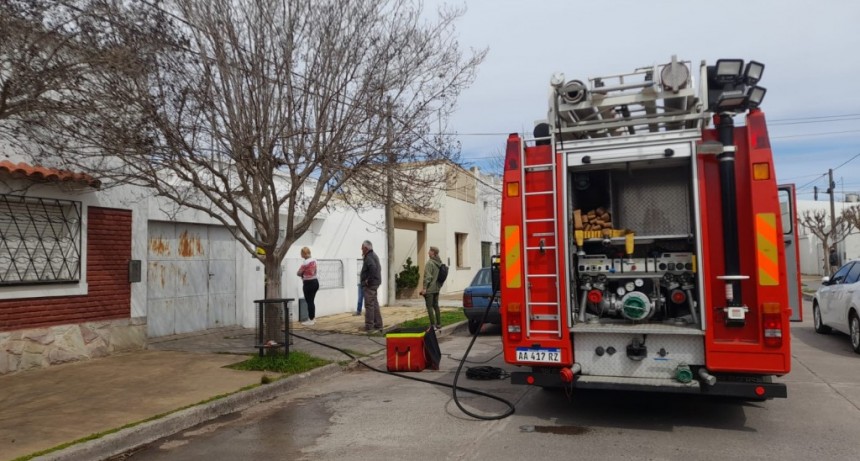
[499,56,800,399]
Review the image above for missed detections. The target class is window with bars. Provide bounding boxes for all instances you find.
[0,195,82,285]
[317,259,344,289]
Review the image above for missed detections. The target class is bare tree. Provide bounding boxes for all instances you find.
[799,208,856,275]
[0,1,174,150]
[8,0,486,308]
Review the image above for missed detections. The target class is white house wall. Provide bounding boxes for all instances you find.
[392,166,501,295]
[796,199,860,275]
[270,206,387,322]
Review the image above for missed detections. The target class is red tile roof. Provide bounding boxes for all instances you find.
[0,160,101,189]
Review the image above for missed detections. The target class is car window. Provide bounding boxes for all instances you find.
[831,262,854,284]
[843,262,860,285]
[472,268,490,286]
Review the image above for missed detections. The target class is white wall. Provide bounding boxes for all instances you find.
[274,206,387,321]
[796,198,860,275]
[390,165,502,295]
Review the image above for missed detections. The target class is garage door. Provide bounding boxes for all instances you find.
[147,222,237,337]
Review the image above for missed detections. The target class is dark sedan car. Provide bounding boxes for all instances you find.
[462,267,501,334]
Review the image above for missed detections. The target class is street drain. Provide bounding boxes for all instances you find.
[520,425,589,435]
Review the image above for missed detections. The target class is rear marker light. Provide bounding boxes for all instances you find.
[753,162,770,180]
[754,386,766,397]
[762,303,783,347]
[506,302,523,342]
[526,375,535,385]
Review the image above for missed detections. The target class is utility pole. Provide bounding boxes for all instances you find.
[829,168,836,245]
[385,97,396,306]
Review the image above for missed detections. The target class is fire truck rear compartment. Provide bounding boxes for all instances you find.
[569,158,700,324]
[568,154,707,379]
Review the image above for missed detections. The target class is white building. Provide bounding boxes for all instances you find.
[393,165,501,295]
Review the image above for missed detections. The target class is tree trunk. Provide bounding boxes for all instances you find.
[263,256,282,356]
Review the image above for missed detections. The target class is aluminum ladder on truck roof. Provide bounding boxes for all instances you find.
[521,143,563,339]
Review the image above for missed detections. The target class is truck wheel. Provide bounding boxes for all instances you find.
[813,303,831,334]
[468,319,481,335]
[850,313,860,354]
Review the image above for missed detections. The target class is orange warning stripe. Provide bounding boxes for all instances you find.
[755,213,779,286]
[504,225,522,288]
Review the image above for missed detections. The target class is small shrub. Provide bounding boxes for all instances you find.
[395,257,420,291]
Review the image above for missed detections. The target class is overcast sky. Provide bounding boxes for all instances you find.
[433,0,860,201]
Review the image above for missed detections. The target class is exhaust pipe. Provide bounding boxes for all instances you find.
[698,368,717,386]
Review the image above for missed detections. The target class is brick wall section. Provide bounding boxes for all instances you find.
[0,207,132,331]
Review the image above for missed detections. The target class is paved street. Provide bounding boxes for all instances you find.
[121,299,860,461]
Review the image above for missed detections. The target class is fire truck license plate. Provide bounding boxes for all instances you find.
[516,348,561,363]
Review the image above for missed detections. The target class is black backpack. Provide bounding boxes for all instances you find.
[436,263,448,286]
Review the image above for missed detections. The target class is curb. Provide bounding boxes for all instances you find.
[32,362,346,461]
[33,320,468,461]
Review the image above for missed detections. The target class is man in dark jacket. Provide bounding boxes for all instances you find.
[830,247,840,275]
[360,240,383,332]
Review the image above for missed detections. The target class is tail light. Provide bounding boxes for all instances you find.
[587,289,603,304]
[506,302,522,342]
[746,108,771,149]
[670,289,686,304]
[762,302,782,347]
[463,293,473,308]
[504,134,520,171]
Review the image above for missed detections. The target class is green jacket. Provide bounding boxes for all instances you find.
[423,257,442,294]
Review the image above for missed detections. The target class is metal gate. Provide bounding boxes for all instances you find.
[147,223,237,337]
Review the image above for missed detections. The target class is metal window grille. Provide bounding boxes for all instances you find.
[317,259,343,289]
[0,195,82,285]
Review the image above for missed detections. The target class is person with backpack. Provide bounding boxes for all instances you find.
[420,246,445,331]
[829,247,841,275]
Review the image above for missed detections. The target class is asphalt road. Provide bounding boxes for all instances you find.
[120,299,860,461]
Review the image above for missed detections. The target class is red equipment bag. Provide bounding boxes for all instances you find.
[385,327,440,372]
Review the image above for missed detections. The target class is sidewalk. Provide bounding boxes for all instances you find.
[0,302,464,461]
[801,273,822,301]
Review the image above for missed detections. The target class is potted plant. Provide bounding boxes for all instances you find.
[395,257,420,299]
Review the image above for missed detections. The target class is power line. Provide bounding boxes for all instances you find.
[795,152,860,193]
[772,129,860,140]
[768,113,860,123]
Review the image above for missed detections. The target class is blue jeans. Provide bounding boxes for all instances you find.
[356,284,364,313]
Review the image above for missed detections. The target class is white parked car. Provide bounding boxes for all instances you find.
[813,259,860,354]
